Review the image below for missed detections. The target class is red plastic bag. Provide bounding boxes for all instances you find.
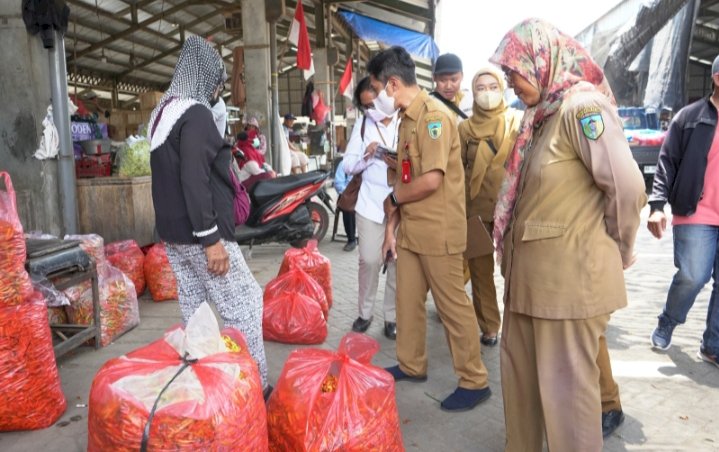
[264,268,328,319]
[88,325,267,451]
[144,243,178,302]
[0,172,33,306]
[105,240,146,296]
[278,240,333,309]
[64,265,140,347]
[263,291,327,344]
[267,333,404,451]
[0,291,66,431]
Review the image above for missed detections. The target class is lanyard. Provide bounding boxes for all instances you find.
[374,118,399,149]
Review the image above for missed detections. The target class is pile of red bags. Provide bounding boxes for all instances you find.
[278,240,333,308]
[263,268,328,344]
[0,172,33,306]
[267,333,404,451]
[105,240,146,296]
[0,172,65,431]
[62,234,140,347]
[143,243,178,302]
[88,318,267,451]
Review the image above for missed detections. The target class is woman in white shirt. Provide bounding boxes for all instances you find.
[343,77,400,340]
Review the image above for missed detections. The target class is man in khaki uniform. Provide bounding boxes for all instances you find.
[499,84,647,450]
[366,46,491,412]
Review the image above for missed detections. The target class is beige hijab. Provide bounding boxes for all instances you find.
[459,66,518,199]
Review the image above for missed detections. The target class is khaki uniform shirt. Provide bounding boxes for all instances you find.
[502,90,647,319]
[460,109,523,220]
[396,90,467,256]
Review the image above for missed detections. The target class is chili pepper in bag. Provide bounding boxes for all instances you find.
[88,327,267,451]
[0,171,33,306]
[267,333,404,452]
[0,291,66,431]
[143,244,178,302]
[105,240,146,296]
[277,240,333,309]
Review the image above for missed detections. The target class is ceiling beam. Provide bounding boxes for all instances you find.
[65,0,179,46]
[69,0,202,62]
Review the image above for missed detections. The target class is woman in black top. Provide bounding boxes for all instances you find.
[148,36,268,390]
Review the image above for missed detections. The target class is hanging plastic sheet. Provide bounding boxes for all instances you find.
[338,10,439,61]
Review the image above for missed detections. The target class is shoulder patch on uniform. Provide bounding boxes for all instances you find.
[428,121,442,139]
[577,106,604,141]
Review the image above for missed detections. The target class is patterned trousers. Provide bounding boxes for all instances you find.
[165,239,267,387]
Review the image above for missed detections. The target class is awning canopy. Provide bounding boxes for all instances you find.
[338,9,439,61]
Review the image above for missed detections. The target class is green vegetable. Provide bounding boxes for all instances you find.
[117,138,151,177]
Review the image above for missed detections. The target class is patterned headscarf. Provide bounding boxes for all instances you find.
[148,35,228,151]
[489,19,613,256]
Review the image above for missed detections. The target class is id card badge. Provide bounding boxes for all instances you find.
[401,141,412,184]
[401,157,411,183]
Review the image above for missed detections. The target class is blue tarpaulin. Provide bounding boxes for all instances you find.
[338,10,439,61]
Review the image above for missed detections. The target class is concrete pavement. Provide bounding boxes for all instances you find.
[1,206,718,451]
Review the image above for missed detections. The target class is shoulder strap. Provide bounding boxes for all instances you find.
[430,91,468,119]
[360,115,367,140]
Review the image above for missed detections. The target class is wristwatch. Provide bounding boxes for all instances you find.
[389,192,399,207]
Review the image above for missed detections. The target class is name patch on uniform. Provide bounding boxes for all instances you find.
[577,106,604,141]
[428,121,442,139]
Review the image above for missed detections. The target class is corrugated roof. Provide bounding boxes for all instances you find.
[64,0,437,105]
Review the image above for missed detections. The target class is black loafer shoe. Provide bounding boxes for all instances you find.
[602,409,625,437]
[384,365,427,382]
[480,334,498,347]
[351,316,373,333]
[440,386,491,412]
[343,240,357,252]
[384,322,397,340]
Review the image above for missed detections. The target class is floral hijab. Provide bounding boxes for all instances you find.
[489,18,613,256]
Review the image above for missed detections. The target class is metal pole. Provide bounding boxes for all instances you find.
[326,4,336,163]
[270,21,280,169]
[48,30,78,234]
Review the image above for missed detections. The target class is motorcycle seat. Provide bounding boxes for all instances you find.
[251,170,327,206]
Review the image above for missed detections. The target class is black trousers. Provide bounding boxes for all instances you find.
[341,209,356,242]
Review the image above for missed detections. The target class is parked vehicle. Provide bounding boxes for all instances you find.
[618,107,668,190]
[234,170,333,251]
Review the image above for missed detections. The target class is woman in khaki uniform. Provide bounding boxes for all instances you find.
[459,67,522,346]
[491,20,647,451]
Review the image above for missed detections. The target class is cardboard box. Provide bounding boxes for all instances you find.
[139,91,164,110]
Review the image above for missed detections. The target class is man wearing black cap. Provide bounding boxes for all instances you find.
[647,53,719,370]
[431,53,473,120]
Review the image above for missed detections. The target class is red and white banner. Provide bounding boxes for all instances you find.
[288,0,315,80]
[337,57,354,100]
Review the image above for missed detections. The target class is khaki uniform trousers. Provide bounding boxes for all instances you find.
[467,252,501,335]
[598,332,622,412]
[501,309,609,452]
[395,247,488,389]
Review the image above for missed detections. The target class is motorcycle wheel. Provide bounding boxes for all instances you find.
[307,201,330,243]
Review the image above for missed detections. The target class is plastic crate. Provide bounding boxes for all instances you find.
[75,154,112,178]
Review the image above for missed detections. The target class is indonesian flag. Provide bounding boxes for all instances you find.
[338,57,354,100]
[288,0,315,80]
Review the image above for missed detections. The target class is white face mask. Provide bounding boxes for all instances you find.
[365,107,389,123]
[474,91,503,111]
[252,137,260,148]
[373,85,399,117]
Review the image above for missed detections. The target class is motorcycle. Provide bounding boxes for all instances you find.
[234,170,334,251]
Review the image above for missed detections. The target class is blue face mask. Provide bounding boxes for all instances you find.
[252,137,260,148]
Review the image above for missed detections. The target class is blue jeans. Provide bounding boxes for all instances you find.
[662,225,719,354]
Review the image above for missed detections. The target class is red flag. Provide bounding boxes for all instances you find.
[338,57,354,100]
[288,1,315,80]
